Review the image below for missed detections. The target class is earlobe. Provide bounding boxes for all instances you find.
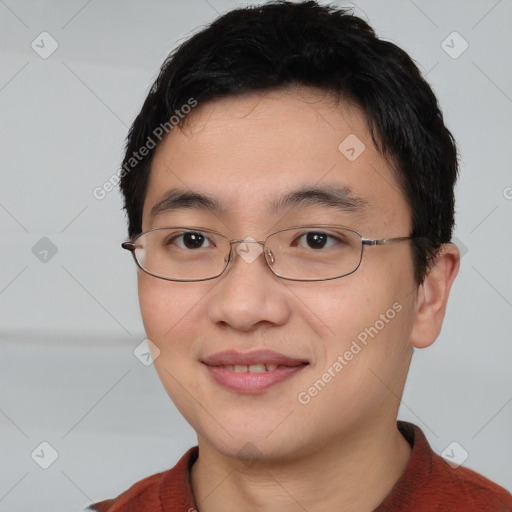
[409,243,460,349]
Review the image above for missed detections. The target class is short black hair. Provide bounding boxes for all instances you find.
[119,0,458,284]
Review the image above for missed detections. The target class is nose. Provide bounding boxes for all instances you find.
[207,239,291,332]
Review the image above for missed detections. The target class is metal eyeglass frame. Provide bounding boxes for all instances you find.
[121,224,418,282]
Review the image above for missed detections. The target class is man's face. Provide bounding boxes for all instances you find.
[138,87,419,461]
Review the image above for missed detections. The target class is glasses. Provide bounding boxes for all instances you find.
[122,225,415,282]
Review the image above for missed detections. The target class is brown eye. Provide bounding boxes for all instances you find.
[295,231,339,250]
[169,231,211,249]
[304,232,328,249]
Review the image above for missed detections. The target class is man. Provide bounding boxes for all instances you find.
[90,1,512,510]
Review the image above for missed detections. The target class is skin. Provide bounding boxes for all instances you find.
[137,86,460,512]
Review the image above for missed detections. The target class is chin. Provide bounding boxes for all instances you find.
[203,433,301,465]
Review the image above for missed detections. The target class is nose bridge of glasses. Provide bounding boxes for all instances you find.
[228,238,274,266]
[229,238,264,245]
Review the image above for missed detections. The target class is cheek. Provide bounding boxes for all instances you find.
[138,275,170,338]
[296,285,414,433]
[137,274,207,420]
[309,261,415,377]
[137,274,203,348]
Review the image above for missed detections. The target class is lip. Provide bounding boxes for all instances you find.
[201,350,309,393]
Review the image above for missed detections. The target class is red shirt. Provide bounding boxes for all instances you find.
[89,421,512,511]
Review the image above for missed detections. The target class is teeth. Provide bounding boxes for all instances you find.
[222,364,280,372]
[248,364,266,373]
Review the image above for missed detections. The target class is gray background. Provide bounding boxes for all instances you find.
[1,0,511,510]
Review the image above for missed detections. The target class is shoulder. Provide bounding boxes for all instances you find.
[87,447,199,512]
[428,453,512,511]
[86,472,164,512]
[393,422,512,512]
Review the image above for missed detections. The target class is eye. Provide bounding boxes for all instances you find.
[167,231,214,250]
[295,231,340,250]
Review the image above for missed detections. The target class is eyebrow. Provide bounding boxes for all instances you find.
[149,184,367,219]
[269,184,367,214]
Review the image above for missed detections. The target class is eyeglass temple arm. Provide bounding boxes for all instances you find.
[121,242,138,251]
[362,236,413,246]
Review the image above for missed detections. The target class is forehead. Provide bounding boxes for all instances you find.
[143,87,410,234]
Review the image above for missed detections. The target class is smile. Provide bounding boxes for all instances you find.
[204,362,308,393]
[201,349,309,393]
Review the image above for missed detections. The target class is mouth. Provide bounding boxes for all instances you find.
[201,350,309,393]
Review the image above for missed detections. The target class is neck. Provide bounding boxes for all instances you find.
[190,421,411,512]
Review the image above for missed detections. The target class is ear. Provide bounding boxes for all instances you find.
[409,243,460,349]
